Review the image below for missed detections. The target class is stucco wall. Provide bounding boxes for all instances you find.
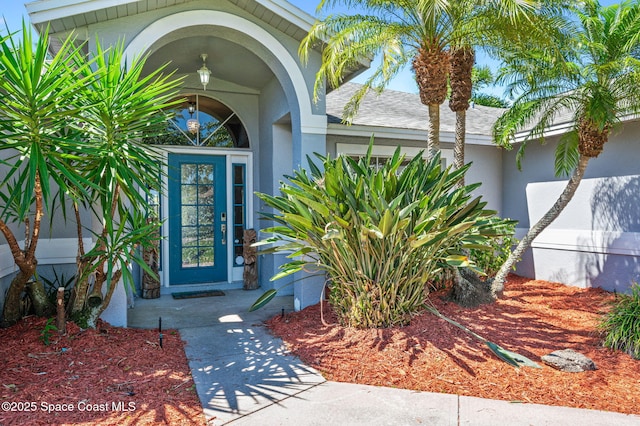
[501,119,640,228]
[525,175,640,292]
[257,77,295,294]
[502,119,640,291]
[255,75,328,306]
[72,1,328,306]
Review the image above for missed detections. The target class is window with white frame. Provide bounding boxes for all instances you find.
[336,143,454,170]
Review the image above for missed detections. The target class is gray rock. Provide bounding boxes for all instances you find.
[541,349,597,372]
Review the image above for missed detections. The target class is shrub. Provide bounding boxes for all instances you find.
[599,284,640,359]
[253,141,511,328]
[468,219,518,277]
[430,219,517,290]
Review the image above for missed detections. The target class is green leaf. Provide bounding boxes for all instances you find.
[485,341,541,368]
[270,261,306,281]
[445,255,470,267]
[283,213,313,231]
[378,209,394,237]
[253,131,513,327]
[410,231,447,248]
[249,289,278,312]
[295,194,331,217]
[555,132,579,177]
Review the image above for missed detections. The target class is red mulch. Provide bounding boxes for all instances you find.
[267,275,640,415]
[0,318,206,426]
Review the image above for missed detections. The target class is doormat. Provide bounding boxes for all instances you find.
[172,290,225,299]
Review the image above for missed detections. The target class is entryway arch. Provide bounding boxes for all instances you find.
[123,9,327,135]
[122,6,326,302]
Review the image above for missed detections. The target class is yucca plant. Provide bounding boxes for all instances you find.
[0,23,93,326]
[252,140,508,328]
[62,39,183,328]
[599,284,640,360]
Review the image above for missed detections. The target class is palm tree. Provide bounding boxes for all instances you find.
[301,1,570,307]
[491,0,640,295]
[301,0,561,161]
[301,0,446,158]
[447,1,571,185]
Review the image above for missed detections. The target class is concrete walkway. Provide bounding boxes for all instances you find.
[128,289,640,426]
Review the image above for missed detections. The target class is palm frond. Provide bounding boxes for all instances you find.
[555,132,580,176]
[494,0,640,171]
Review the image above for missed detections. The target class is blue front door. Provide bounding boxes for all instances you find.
[168,154,227,284]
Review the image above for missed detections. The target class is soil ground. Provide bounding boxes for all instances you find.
[267,275,640,415]
[1,274,638,425]
[0,318,206,425]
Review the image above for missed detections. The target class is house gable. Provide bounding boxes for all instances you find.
[26,0,314,41]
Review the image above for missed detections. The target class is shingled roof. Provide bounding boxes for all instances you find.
[326,83,505,137]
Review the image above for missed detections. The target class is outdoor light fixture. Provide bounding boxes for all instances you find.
[187,117,200,134]
[197,53,211,91]
[186,99,200,134]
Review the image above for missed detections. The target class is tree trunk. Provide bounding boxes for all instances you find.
[454,109,466,186]
[68,203,88,315]
[448,267,495,307]
[70,267,91,316]
[491,155,590,295]
[1,270,32,326]
[0,174,45,326]
[449,46,474,187]
[86,269,123,328]
[412,47,449,160]
[26,280,52,317]
[427,104,441,159]
[56,287,66,334]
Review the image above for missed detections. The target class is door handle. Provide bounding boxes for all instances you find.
[221,224,227,245]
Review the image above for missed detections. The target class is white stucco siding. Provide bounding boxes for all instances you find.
[45,1,327,135]
[502,119,640,229]
[28,1,332,312]
[525,174,640,292]
[258,77,291,194]
[256,76,328,301]
[502,119,640,291]
[464,144,503,215]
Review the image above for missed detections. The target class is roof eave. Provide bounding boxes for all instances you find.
[327,123,496,146]
[25,0,127,25]
[25,0,317,37]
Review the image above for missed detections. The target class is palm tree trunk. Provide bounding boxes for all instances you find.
[454,109,466,186]
[449,46,474,185]
[491,154,590,295]
[427,104,441,159]
[413,47,449,160]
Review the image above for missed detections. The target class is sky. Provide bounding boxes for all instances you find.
[2,0,623,97]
